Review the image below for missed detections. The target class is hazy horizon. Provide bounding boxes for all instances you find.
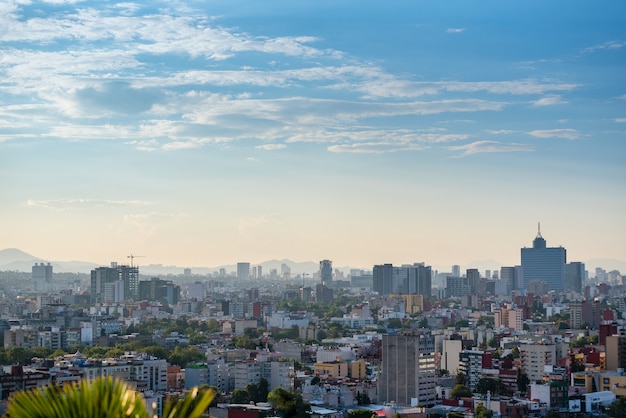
[1,1,624,269]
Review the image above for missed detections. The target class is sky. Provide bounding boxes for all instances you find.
[0,0,625,271]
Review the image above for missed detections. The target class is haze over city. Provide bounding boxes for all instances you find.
[0,1,625,269]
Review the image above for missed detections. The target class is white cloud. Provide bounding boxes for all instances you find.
[449,141,534,156]
[532,95,567,107]
[528,129,581,140]
[582,41,626,54]
[486,129,515,135]
[328,142,429,154]
[447,28,465,33]
[26,198,150,211]
[123,212,188,226]
[256,143,286,150]
[615,118,626,123]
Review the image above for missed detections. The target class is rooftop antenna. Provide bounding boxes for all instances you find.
[537,222,542,238]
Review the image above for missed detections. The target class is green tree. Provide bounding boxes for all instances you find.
[607,397,626,417]
[168,346,205,367]
[356,391,371,406]
[234,335,256,350]
[474,403,493,418]
[245,378,269,404]
[454,319,470,328]
[30,347,52,359]
[347,409,377,418]
[139,345,169,360]
[475,378,509,396]
[455,372,467,386]
[230,388,250,404]
[517,369,530,394]
[7,347,32,365]
[268,387,310,418]
[3,376,213,418]
[387,318,402,329]
[450,384,473,398]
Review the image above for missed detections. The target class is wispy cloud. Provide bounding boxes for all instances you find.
[256,144,286,151]
[582,41,626,54]
[26,198,150,211]
[328,142,429,154]
[447,28,465,34]
[123,212,188,226]
[615,118,626,123]
[449,140,534,156]
[485,129,515,135]
[532,95,567,107]
[528,129,581,140]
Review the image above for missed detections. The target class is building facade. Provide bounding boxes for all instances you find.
[521,226,566,291]
[379,332,436,407]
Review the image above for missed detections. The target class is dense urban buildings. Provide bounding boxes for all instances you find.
[0,226,623,417]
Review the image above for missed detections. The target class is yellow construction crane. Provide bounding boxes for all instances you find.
[127,254,145,268]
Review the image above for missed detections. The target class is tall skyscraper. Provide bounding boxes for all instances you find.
[32,262,53,285]
[466,268,480,294]
[373,263,432,296]
[451,265,461,277]
[500,266,523,293]
[237,262,250,280]
[320,260,333,285]
[521,224,566,291]
[373,264,394,295]
[379,332,436,407]
[91,263,139,302]
[565,262,585,294]
[406,263,432,296]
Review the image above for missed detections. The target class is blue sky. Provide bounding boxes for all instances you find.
[1,0,625,271]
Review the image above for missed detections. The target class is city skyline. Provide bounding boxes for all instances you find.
[1,1,625,269]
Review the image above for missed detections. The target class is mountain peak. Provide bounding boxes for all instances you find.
[0,248,38,265]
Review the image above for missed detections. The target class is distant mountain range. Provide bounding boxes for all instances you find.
[0,248,624,277]
[0,248,324,276]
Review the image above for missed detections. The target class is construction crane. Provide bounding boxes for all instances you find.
[127,254,145,268]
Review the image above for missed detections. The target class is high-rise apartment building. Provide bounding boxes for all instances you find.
[32,263,53,283]
[373,263,432,296]
[521,225,566,291]
[91,263,139,303]
[500,266,523,293]
[320,260,333,285]
[407,263,432,296]
[466,268,480,294]
[373,264,394,295]
[606,335,626,371]
[570,300,601,329]
[380,332,436,407]
[520,343,556,382]
[565,262,585,294]
[451,265,461,278]
[237,262,250,280]
[459,349,484,391]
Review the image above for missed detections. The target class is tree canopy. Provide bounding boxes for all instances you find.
[267,387,310,418]
[450,384,473,399]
